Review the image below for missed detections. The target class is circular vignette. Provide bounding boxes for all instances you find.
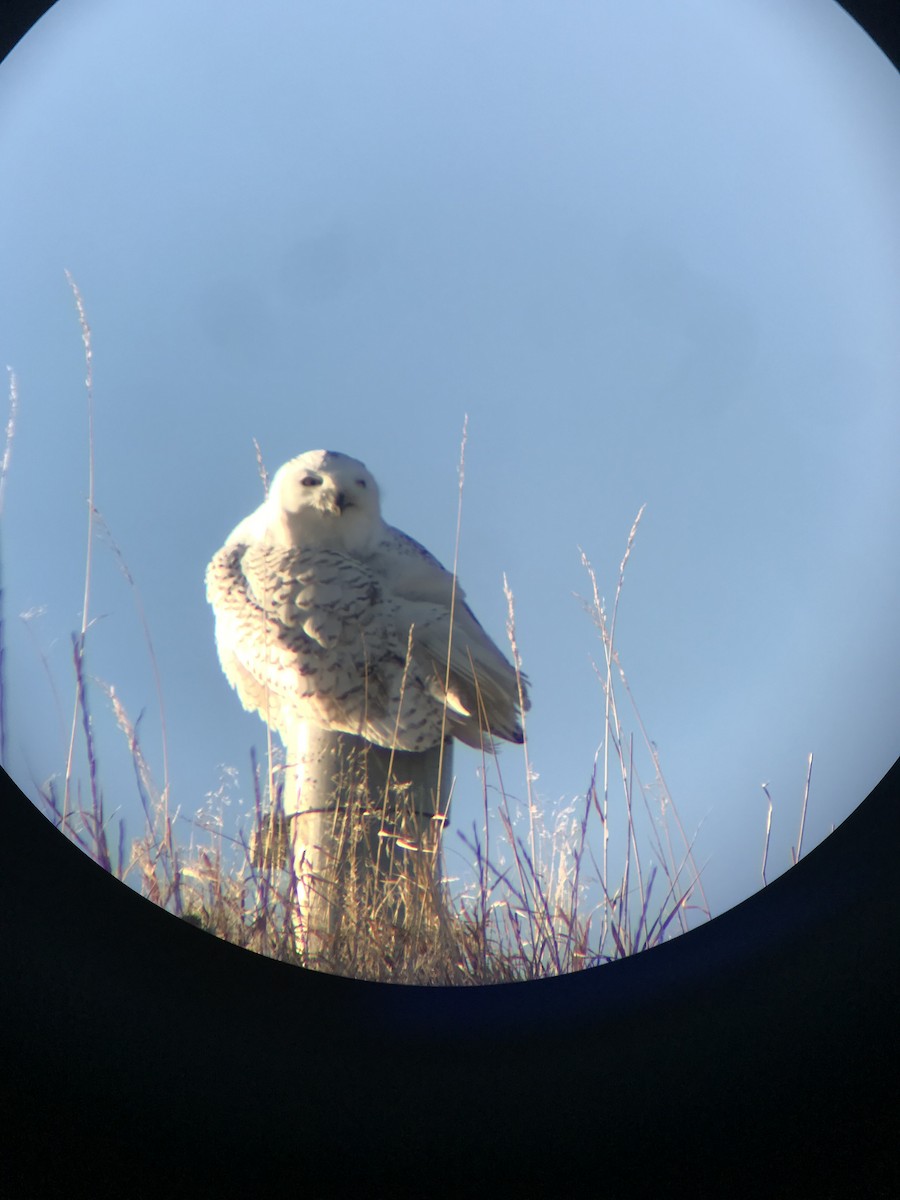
[1,2,899,1195]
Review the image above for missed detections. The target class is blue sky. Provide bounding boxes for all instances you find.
[1,0,898,932]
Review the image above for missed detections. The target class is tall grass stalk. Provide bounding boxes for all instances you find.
[62,271,97,830]
[247,439,281,851]
[436,414,468,814]
[761,781,774,886]
[792,752,814,866]
[0,366,19,764]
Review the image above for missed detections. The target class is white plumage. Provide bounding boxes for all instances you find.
[206,449,529,753]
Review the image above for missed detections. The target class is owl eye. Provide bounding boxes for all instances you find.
[301,476,321,487]
[356,479,367,488]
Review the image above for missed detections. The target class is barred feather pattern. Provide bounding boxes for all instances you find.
[206,540,525,752]
[206,449,528,752]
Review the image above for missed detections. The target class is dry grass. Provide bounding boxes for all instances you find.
[29,475,711,984]
[35,619,709,985]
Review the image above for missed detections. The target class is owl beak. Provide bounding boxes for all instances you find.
[333,491,349,514]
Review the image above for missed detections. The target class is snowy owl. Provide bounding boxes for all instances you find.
[205,449,529,753]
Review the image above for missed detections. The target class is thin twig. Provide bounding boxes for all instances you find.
[72,633,109,872]
[253,437,270,496]
[62,272,97,828]
[437,414,467,809]
[761,782,774,886]
[793,753,813,865]
[0,367,20,763]
[504,575,537,879]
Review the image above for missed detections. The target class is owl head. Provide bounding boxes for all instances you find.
[266,449,383,552]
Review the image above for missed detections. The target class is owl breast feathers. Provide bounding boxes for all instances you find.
[205,449,529,752]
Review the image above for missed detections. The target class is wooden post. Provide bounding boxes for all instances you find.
[280,720,454,977]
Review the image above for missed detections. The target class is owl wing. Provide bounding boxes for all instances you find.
[365,526,529,745]
[205,542,445,751]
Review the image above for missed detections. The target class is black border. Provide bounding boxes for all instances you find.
[2,3,899,1195]
[4,760,899,1196]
